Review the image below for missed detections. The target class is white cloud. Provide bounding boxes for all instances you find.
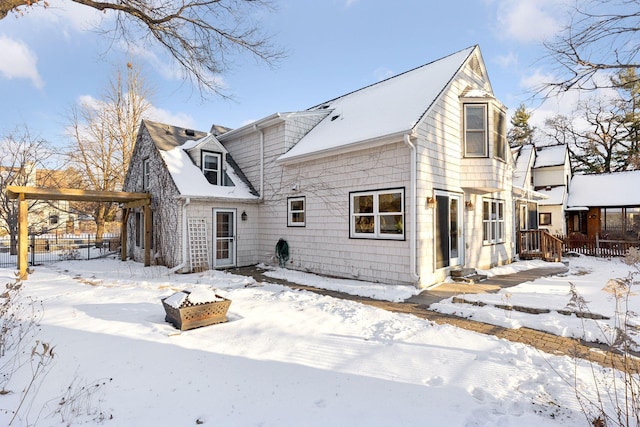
[495,0,568,43]
[495,51,518,68]
[146,106,197,130]
[0,36,44,89]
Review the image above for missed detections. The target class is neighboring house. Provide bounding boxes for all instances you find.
[124,45,516,287]
[566,171,640,240]
[532,144,571,236]
[0,166,71,236]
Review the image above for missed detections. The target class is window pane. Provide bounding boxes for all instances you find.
[292,212,304,223]
[204,155,219,170]
[465,132,486,156]
[483,201,490,220]
[355,216,375,233]
[291,200,304,211]
[354,195,374,213]
[493,110,506,161]
[466,106,485,130]
[380,215,403,234]
[205,171,218,185]
[379,192,402,213]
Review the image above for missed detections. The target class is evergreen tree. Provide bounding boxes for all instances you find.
[507,104,535,147]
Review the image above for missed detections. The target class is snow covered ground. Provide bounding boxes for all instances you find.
[0,254,638,426]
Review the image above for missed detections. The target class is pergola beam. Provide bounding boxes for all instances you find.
[6,186,151,280]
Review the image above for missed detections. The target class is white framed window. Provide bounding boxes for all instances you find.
[464,104,487,157]
[482,199,505,244]
[493,109,506,161]
[202,151,222,185]
[142,158,150,190]
[288,196,305,227]
[350,188,404,240]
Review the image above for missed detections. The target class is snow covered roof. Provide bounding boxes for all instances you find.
[142,120,258,200]
[567,171,640,207]
[512,145,534,188]
[536,185,566,206]
[534,144,567,168]
[278,46,478,162]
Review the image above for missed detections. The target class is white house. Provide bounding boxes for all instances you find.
[124,45,516,288]
[533,144,571,235]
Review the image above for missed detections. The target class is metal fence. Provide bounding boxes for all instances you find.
[0,234,121,268]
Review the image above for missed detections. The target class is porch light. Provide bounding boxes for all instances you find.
[241,211,248,221]
[465,200,473,209]
[427,197,436,208]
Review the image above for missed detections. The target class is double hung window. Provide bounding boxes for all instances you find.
[288,197,305,227]
[482,199,504,244]
[202,152,222,185]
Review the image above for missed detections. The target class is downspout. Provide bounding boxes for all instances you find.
[254,124,265,201]
[169,197,191,274]
[403,133,420,284]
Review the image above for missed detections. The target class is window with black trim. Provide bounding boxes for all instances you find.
[202,151,222,185]
[350,188,404,240]
[288,196,305,227]
[464,104,487,157]
[539,212,552,226]
[482,199,505,244]
[142,158,150,190]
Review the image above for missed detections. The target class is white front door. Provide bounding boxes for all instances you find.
[213,209,236,268]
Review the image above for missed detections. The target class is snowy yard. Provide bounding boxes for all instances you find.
[0,254,638,426]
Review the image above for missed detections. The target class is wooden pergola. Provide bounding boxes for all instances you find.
[6,186,151,280]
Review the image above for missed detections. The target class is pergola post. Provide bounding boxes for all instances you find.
[121,208,130,262]
[18,193,28,280]
[143,204,151,266]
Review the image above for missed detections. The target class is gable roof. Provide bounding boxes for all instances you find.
[140,120,258,200]
[534,144,567,168]
[143,119,209,151]
[278,46,479,162]
[567,171,640,207]
[512,145,535,189]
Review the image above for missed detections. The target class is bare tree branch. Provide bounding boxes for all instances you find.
[1,0,285,97]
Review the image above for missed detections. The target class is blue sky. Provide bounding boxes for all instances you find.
[0,0,572,147]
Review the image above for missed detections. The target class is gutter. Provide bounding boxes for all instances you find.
[403,133,420,284]
[253,124,265,201]
[169,196,191,274]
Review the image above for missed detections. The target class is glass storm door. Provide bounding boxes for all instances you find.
[435,193,463,269]
[213,209,236,267]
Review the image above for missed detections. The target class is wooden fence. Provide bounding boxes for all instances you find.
[561,234,640,257]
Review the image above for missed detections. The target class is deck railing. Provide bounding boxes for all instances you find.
[518,229,563,262]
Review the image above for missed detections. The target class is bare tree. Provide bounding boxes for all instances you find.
[66,63,150,245]
[0,126,56,255]
[544,97,634,174]
[0,0,284,96]
[542,0,640,95]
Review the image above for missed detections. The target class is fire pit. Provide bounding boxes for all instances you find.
[162,289,231,331]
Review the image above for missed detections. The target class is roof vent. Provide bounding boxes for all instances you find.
[331,115,340,121]
[184,129,195,137]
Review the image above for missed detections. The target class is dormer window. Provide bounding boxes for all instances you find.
[202,151,222,185]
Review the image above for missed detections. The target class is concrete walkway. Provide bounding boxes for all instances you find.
[230,265,639,373]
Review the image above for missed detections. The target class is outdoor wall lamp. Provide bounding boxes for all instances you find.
[426,197,436,208]
[241,211,248,221]
[465,200,473,209]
